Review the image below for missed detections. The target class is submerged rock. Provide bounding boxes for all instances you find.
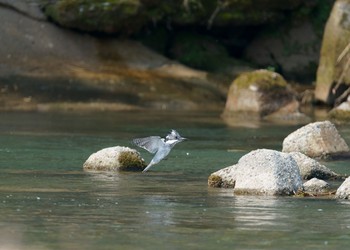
[83,146,146,172]
[282,120,350,158]
[222,70,309,123]
[288,152,341,180]
[303,178,330,193]
[335,176,350,199]
[208,149,303,196]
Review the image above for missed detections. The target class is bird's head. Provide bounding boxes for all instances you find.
[165,129,187,145]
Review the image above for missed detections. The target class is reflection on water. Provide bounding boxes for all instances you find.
[0,111,350,249]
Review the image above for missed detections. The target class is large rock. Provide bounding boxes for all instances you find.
[208,149,303,196]
[288,152,341,180]
[282,120,350,158]
[335,176,350,199]
[0,1,228,111]
[315,0,350,104]
[41,0,305,34]
[83,146,146,172]
[222,69,308,123]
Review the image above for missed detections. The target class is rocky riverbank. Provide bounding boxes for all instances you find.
[0,0,335,113]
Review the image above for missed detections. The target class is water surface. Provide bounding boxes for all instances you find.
[1,111,350,249]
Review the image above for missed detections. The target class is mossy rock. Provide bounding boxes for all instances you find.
[223,69,297,117]
[329,102,350,121]
[40,0,316,35]
[83,146,146,172]
[42,0,147,34]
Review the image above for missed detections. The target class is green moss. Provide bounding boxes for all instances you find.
[233,70,287,91]
[329,108,350,121]
[118,151,146,171]
[208,175,223,188]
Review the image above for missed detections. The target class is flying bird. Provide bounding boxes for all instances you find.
[132,130,186,172]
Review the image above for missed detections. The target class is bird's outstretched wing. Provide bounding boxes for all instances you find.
[132,136,163,154]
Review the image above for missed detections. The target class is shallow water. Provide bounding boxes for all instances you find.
[1,111,350,250]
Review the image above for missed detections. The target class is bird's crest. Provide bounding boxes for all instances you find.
[166,129,180,141]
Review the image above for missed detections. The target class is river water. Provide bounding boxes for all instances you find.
[0,111,350,249]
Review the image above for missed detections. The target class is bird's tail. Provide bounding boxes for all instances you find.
[142,162,155,173]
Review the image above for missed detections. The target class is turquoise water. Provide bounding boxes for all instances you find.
[1,111,350,249]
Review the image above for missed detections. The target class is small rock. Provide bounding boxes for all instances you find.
[282,120,349,158]
[208,149,303,196]
[329,101,350,121]
[289,152,340,180]
[303,178,330,193]
[83,146,146,172]
[335,177,350,199]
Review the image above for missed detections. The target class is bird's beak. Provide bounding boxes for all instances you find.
[180,137,187,141]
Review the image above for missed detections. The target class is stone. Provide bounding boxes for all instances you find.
[222,69,308,123]
[315,0,350,104]
[83,146,146,172]
[303,178,330,193]
[335,176,350,199]
[208,165,237,188]
[289,152,341,180]
[208,149,303,196]
[282,120,350,158]
[329,100,350,120]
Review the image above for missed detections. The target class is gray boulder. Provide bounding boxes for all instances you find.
[83,146,146,172]
[303,178,330,193]
[336,176,350,199]
[289,152,341,180]
[208,149,303,196]
[282,120,350,158]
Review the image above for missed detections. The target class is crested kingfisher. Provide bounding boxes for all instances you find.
[132,129,186,172]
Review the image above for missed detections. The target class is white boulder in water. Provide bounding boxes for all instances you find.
[208,149,303,196]
[83,146,146,172]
